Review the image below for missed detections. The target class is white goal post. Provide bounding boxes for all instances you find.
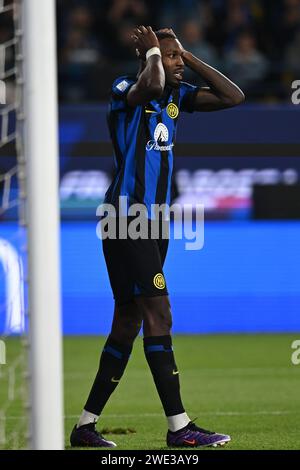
[23,0,64,450]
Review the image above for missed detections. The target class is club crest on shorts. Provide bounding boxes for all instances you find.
[153,273,166,290]
[167,103,179,119]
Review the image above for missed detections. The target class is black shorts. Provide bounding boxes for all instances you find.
[102,221,169,305]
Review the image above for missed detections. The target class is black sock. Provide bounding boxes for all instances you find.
[143,335,185,417]
[84,335,132,416]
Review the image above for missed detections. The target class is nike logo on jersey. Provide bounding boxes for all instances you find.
[173,369,179,375]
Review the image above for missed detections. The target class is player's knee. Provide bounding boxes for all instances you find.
[125,322,142,342]
[111,302,142,344]
[111,317,141,344]
[139,296,172,335]
[124,314,142,337]
[143,313,172,336]
[157,297,172,329]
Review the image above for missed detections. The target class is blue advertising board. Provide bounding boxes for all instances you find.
[1,220,300,334]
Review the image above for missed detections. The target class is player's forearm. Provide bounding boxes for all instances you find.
[182,51,245,105]
[137,56,165,98]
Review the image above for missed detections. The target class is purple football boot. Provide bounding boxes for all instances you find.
[167,421,231,448]
[70,423,117,448]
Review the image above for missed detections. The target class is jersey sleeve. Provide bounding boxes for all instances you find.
[179,82,200,113]
[111,76,136,111]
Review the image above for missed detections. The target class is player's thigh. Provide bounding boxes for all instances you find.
[102,237,135,304]
[102,236,168,303]
[158,237,169,267]
[128,236,169,298]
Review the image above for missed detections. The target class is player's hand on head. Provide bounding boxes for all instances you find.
[181,49,193,65]
[131,25,160,61]
[159,27,176,36]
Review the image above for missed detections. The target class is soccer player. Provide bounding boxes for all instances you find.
[71,26,244,448]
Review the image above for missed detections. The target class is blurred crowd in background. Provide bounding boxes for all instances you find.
[57,0,300,102]
[1,0,300,103]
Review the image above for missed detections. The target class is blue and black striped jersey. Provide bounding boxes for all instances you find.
[105,75,199,214]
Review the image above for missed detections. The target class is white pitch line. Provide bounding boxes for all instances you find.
[63,366,300,379]
[1,410,296,420]
[63,411,295,418]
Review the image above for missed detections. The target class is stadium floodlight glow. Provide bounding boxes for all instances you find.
[23,0,64,450]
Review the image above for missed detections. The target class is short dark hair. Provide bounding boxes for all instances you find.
[155,30,177,41]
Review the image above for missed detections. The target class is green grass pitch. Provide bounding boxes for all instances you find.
[2,334,300,449]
